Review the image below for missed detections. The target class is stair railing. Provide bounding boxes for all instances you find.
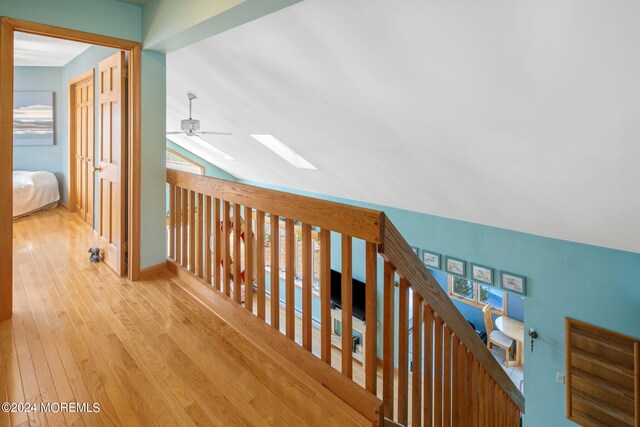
[166,169,524,426]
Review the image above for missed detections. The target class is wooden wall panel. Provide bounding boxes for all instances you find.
[566,318,639,427]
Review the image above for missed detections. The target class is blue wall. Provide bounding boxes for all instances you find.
[13,67,66,202]
[239,179,640,427]
[14,46,122,214]
[2,0,168,269]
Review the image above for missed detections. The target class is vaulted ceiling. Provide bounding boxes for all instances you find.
[167,0,640,253]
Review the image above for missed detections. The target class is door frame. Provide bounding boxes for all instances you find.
[68,68,95,226]
[0,17,143,321]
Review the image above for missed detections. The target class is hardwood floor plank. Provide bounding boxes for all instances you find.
[5,208,371,427]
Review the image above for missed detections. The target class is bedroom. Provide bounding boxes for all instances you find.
[12,31,128,276]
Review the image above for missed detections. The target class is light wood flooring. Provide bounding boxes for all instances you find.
[2,208,369,426]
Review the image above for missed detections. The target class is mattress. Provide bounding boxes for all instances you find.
[13,170,61,218]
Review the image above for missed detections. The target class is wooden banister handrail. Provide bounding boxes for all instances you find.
[167,169,384,243]
[165,170,524,425]
[378,215,526,411]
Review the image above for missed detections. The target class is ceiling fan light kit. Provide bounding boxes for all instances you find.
[167,92,231,137]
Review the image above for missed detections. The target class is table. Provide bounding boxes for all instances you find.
[495,316,525,366]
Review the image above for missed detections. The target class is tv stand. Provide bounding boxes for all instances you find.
[330,307,373,368]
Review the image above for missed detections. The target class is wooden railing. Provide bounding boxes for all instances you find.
[166,169,524,426]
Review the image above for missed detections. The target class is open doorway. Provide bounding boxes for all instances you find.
[0,17,142,321]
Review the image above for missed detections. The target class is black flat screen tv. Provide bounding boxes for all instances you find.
[330,269,366,322]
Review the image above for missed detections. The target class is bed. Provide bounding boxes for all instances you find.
[13,170,60,219]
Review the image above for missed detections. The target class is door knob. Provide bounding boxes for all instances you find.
[93,167,102,173]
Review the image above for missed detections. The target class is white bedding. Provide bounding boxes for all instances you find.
[13,171,60,218]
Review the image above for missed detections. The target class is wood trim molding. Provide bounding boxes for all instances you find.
[3,17,138,49]
[128,44,141,281]
[68,68,94,86]
[68,68,95,217]
[0,18,14,321]
[139,261,168,280]
[0,16,143,321]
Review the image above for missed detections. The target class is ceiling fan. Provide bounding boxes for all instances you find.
[166,92,231,137]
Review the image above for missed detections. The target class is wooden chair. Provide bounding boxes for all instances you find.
[482,304,515,367]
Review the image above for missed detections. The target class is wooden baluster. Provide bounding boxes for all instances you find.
[382,261,395,419]
[469,355,479,425]
[270,214,280,330]
[484,371,493,426]
[285,219,295,340]
[486,376,491,426]
[341,234,353,379]
[301,223,312,351]
[434,316,443,426]
[489,372,494,426]
[497,388,502,427]
[169,184,175,260]
[442,324,453,426]
[213,198,221,290]
[189,191,196,273]
[479,365,485,427]
[365,241,377,394]
[204,195,212,284]
[256,210,266,320]
[397,277,409,425]
[495,388,500,427]
[181,188,188,268]
[196,192,203,278]
[320,229,331,364]
[233,203,242,303]
[411,292,423,425]
[452,335,460,427]
[499,382,505,427]
[244,206,253,313]
[444,325,452,426]
[175,187,181,265]
[223,201,231,296]
[423,304,434,427]
[460,346,468,427]
[487,372,492,427]
[507,391,512,427]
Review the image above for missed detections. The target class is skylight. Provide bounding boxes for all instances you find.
[167,134,235,161]
[251,134,316,170]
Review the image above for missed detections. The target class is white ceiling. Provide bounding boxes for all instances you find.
[167,0,640,253]
[14,32,91,67]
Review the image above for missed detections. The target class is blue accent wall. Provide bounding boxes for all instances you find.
[13,67,66,202]
[240,179,640,427]
[3,0,168,270]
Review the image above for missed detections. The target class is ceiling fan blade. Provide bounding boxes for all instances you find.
[166,131,184,135]
[199,131,232,136]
